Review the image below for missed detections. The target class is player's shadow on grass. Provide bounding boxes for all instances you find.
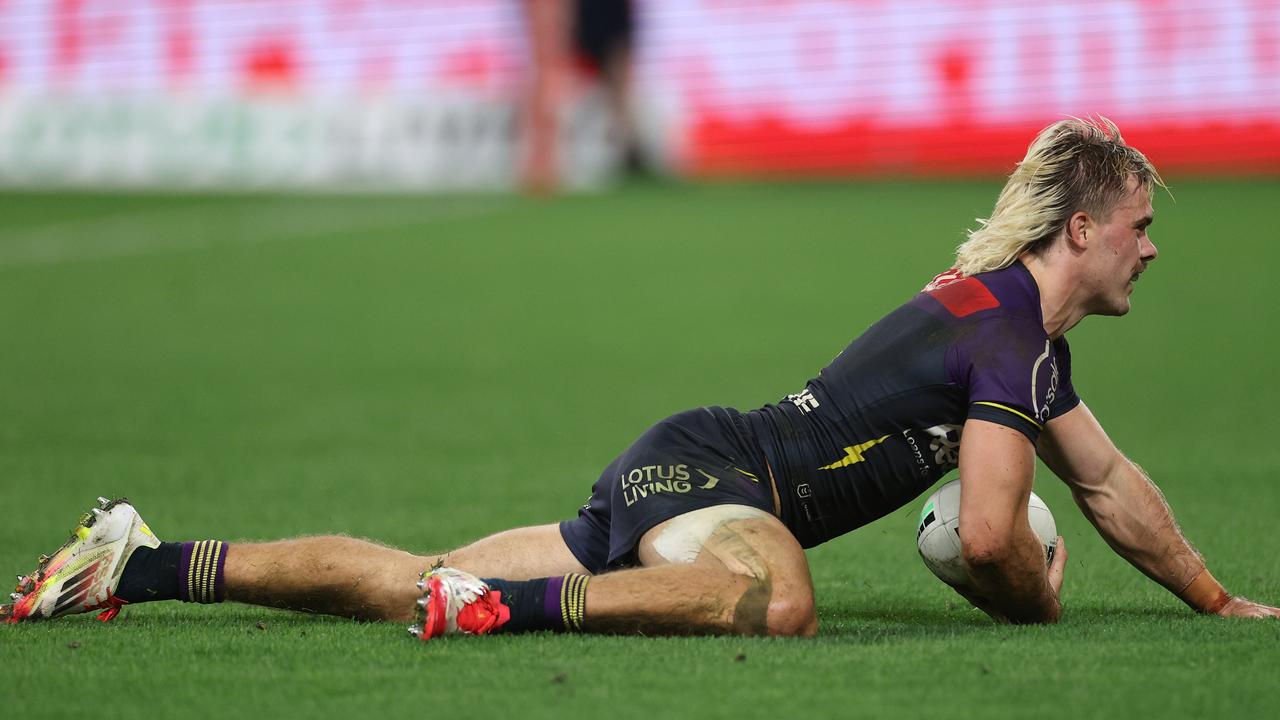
[818,606,995,640]
[817,603,1189,639]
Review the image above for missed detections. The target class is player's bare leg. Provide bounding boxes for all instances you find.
[224,525,589,622]
[585,510,817,636]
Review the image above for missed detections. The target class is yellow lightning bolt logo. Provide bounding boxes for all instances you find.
[818,435,890,470]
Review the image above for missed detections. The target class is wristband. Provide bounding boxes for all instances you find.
[1177,567,1232,614]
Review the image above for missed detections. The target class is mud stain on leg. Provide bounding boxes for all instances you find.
[703,524,774,635]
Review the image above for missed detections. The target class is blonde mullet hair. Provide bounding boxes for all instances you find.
[955,117,1164,276]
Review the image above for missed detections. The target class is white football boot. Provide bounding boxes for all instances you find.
[4,497,160,623]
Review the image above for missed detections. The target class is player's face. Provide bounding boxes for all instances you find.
[1084,177,1157,316]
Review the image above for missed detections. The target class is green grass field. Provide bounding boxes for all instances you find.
[1,181,1277,718]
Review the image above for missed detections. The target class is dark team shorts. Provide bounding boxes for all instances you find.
[574,0,634,69]
[559,406,775,574]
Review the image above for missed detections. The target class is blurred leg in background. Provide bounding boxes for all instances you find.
[573,0,651,178]
[521,0,572,195]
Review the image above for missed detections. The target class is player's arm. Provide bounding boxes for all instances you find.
[1037,402,1280,618]
[956,418,1066,624]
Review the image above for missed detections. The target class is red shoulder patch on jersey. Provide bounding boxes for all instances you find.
[923,267,966,292]
[927,277,1000,317]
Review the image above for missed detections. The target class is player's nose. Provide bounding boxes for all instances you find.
[1140,235,1158,262]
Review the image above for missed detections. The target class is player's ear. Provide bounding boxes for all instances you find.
[1064,211,1091,252]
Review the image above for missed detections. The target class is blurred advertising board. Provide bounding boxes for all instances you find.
[0,0,1277,190]
[637,0,1280,176]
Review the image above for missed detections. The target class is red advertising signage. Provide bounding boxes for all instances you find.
[634,0,1280,175]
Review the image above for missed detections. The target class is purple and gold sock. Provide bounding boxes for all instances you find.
[179,540,228,604]
[117,540,228,604]
[481,574,590,633]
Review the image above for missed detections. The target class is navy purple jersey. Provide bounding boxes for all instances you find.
[745,261,1081,548]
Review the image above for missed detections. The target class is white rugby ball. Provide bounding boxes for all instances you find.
[916,478,1057,587]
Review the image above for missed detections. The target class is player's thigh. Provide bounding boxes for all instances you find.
[434,523,589,579]
[637,506,816,635]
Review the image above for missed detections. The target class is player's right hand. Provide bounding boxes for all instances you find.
[1047,535,1067,596]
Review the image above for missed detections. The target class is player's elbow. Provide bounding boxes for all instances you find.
[959,529,1015,570]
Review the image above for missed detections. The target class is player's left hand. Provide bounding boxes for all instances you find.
[1216,597,1280,618]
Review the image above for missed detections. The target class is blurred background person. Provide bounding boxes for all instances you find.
[522,0,646,195]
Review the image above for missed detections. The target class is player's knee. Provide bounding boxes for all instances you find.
[765,587,818,637]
